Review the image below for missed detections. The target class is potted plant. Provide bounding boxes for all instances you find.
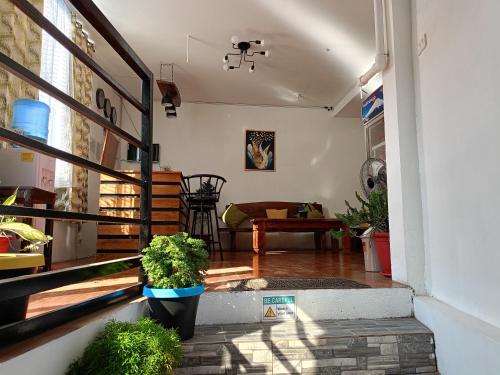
[331,191,391,277]
[67,318,182,375]
[0,189,53,325]
[0,190,52,253]
[141,233,209,340]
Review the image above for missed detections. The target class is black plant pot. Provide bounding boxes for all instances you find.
[0,267,36,326]
[143,284,204,341]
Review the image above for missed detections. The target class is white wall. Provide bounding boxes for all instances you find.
[121,102,365,249]
[383,0,425,292]
[403,0,500,373]
[0,299,146,375]
[412,0,500,331]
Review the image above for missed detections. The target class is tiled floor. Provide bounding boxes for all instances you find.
[27,249,401,317]
[178,318,438,375]
[188,318,432,343]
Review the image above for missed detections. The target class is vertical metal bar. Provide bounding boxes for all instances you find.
[139,75,154,283]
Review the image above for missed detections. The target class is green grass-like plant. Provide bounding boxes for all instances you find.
[66,318,182,375]
[141,233,209,289]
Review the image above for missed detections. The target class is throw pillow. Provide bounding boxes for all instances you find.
[305,203,324,219]
[266,209,288,219]
[222,204,249,228]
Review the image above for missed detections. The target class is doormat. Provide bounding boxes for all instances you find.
[226,278,371,291]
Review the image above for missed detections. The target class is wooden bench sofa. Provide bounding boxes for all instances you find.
[219,201,349,254]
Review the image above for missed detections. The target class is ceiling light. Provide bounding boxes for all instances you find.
[165,106,177,118]
[161,95,174,108]
[222,37,270,73]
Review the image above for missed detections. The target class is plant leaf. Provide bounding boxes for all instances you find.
[0,222,52,243]
[2,192,17,206]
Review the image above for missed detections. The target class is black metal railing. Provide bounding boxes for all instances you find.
[0,0,153,346]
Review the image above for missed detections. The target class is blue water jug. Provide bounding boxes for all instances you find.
[11,99,50,144]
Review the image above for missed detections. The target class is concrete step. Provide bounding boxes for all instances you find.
[176,318,438,375]
[197,288,414,325]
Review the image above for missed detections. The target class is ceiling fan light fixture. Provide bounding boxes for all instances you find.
[222,38,269,73]
[264,50,270,57]
[231,35,239,44]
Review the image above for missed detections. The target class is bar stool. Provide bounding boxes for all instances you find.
[183,174,226,260]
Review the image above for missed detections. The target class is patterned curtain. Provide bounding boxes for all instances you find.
[0,0,43,129]
[70,13,93,213]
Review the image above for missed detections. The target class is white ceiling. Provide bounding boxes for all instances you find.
[92,0,376,109]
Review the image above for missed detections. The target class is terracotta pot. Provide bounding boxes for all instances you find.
[373,232,391,278]
[0,236,14,253]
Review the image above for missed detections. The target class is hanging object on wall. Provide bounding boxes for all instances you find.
[126,143,160,163]
[223,36,270,73]
[157,63,181,119]
[95,88,105,109]
[95,88,118,124]
[103,98,112,118]
[245,130,275,171]
[361,85,384,124]
[95,88,120,167]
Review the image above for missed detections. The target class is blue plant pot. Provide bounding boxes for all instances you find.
[143,284,205,340]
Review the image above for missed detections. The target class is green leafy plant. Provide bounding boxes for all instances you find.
[362,191,389,232]
[330,191,389,240]
[0,190,52,251]
[67,318,182,375]
[196,181,215,195]
[141,233,209,289]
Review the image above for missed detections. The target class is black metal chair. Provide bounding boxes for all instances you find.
[183,174,226,260]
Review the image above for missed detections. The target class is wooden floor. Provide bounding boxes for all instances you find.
[205,250,401,291]
[27,249,402,317]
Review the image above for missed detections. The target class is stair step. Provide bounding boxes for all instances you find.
[176,318,438,375]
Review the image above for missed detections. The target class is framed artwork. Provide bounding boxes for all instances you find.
[245,130,275,171]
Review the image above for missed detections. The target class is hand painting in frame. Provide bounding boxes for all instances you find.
[245,130,275,171]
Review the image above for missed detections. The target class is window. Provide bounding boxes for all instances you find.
[365,116,386,160]
[39,0,73,189]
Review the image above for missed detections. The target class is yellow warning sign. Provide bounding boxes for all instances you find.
[264,306,276,318]
[21,153,34,162]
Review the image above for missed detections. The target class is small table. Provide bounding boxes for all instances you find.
[251,218,348,255]
[0,186,56,271]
